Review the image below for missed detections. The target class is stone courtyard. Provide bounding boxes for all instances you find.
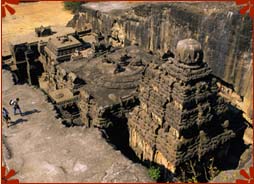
[2,70,152,182]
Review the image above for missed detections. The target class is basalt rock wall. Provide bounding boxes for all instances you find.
[68,2,252,119]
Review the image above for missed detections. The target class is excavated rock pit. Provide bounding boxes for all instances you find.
[2,70,152,183]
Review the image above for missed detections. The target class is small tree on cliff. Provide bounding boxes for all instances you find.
[148,166,161,181]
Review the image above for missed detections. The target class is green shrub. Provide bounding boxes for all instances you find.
[148,166,161,181]
[64,2,81,13]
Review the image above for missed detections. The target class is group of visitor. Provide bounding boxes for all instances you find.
[2,98,22,128]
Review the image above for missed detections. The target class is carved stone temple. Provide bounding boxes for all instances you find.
[2,2,252,182]
[3,20,239,181]
[128,39,235,175]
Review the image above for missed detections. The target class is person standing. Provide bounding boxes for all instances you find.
[2,107,11,128]
[12,98,22,116]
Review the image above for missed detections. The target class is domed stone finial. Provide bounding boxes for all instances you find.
[176,39,203,65]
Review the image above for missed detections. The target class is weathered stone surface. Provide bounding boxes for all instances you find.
[68,2,252,120]
[39,45,155,127]
[128,39,235,179]
[2,70,152,183]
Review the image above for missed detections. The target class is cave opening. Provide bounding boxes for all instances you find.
[15,63,29,84]
[29,60,44,86]
[98,114,176,182]
[102,114,142,164]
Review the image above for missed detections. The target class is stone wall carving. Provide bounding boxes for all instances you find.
[128,39,235,173]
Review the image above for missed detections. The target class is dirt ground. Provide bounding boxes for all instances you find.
[2,70,152,182]
[2,1,73,55]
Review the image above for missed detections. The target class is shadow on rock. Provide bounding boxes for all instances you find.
[22,109,41,116]
[10,118,28,126]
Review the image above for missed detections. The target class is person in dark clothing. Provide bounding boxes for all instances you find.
[2,107,11,128]
[13,98,22,116]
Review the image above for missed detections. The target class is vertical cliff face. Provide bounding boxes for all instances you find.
[67,2,252,119]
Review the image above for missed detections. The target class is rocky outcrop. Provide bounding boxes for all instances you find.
[68,2,252,120]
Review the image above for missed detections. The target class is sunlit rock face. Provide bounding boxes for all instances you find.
[68,2,252,119]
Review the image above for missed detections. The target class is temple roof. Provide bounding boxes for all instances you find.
[47,35,82,50]
[58,46,157,106]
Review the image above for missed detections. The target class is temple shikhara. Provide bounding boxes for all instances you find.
[128,39,235,175]
[2,2,252,182]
